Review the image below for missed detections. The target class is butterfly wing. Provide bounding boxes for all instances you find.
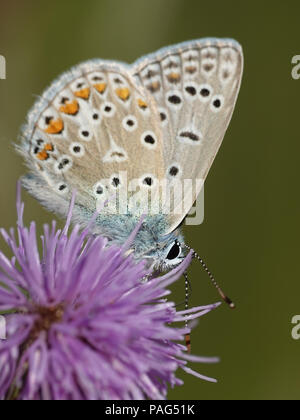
[131,38,243,232]
[18,61,166,226]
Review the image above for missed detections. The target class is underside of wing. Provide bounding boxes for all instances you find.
[131,38,243,232]
[18,61,166,225]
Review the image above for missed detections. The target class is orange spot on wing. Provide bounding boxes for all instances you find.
[115,87,130,101]
[149,81,161,92]
[167,72,181,82]
[44,143,54,152]
[59,100,79,115]
[138,99,148,109]
[185,66,197,74]
[45,119,64,135]
[94,83,107,94]
[74,88,90,100]
[37,150,49,161]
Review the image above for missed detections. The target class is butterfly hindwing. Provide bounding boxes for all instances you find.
[131,38,243,232]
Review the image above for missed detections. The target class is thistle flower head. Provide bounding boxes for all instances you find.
[0,184,220,400]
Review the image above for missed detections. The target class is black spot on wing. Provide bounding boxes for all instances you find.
[179,131,200,142]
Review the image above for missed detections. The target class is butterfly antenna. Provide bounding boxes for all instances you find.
[183,271,192,353]
[184,245,235,309]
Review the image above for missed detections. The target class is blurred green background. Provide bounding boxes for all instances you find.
[0,0,299,400]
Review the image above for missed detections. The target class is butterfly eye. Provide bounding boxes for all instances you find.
[166,242,181,261]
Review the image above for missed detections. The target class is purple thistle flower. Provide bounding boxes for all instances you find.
[0,184,220,400]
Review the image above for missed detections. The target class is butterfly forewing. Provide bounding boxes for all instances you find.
[132,39,243,232]
[20,62,166,222]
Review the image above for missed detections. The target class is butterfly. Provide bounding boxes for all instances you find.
[17,38,243,296]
